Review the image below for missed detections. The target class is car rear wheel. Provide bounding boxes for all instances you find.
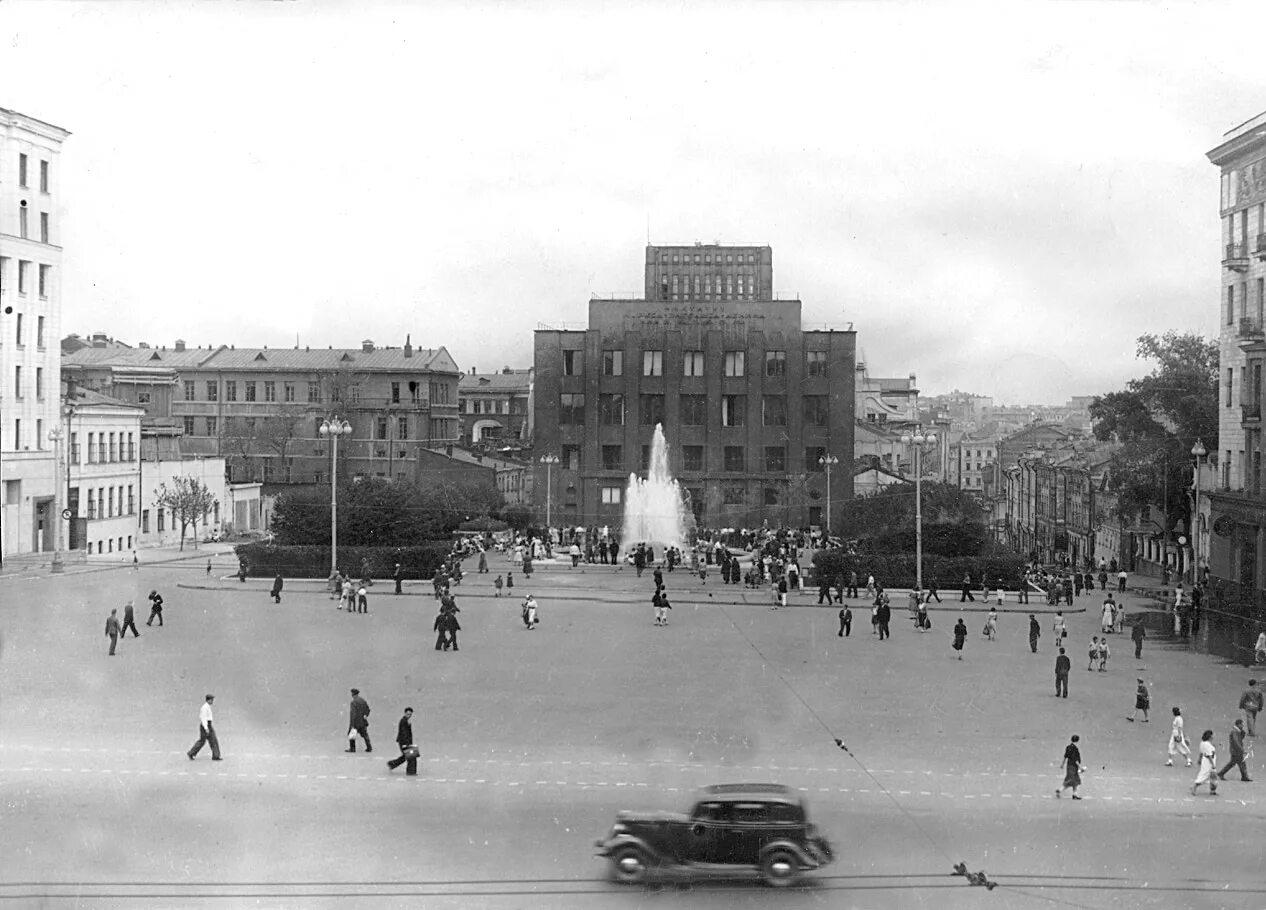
[760,849,800,887]
[610,844,651,884]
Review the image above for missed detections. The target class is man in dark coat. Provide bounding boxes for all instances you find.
[120,601,140,638]
[386,707,417,775]
[270,573,284,604]
[1132,620,1147,659]
[1218,719,1252,782]
[838,606,852,637]
[444,610,461,651]
[876,598,891,640]
[146,590,164,627]
[346,689,371,753]
[393,563,404,595]
[1029,614,1041,653]
[817,574,834,605]
[1055,647,1071,698]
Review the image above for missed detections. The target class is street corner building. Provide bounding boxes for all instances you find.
[533,243,856,531]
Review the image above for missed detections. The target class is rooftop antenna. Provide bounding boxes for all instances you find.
[646,213,650,244]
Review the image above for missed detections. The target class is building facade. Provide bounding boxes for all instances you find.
[64,387,144,557]
[457,366,533,451]
[535,245,855,532]
[644,243,774,303]
[0,106,70,560]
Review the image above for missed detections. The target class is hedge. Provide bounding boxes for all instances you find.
[233,542,453,579]
[811,549,1028,591]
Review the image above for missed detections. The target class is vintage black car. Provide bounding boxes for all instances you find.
[595,783,834,887]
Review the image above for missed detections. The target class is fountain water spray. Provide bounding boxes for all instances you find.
[622,424,694,549]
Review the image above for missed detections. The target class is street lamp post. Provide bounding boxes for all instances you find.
[319,418,352,576]
[539,454,559,532]
[900,427,938,596]
[818,454,839,535]
[1191,438,1207,584]
[48,424,65,574]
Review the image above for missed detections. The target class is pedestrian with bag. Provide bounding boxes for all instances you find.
[386,707,418,775]
[1128,677,1150,722]
[146,590,165,627]
[346,688,372,753]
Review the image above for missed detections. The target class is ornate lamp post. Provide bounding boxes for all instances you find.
[539,454,559,531]
[48,424,65,574]
[818,454,839,535]
[900,427,938,594]
[318,418,352,576]
[1191,438,1207,583]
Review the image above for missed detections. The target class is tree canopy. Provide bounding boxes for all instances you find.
[154,476,217,550]
[838,482,989,556]
[1089,331,1218,527]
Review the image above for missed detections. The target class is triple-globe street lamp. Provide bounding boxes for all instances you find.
[319,418,353,576]
[818,454,839,535]
[900,427,938,597]
[1191,438,1207,584]
[539,454,560,532]
[48,424,65,574]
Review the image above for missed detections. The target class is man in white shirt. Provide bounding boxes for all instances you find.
[187,694,222,761]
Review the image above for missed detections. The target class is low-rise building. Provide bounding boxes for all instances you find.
[458,366,533,451]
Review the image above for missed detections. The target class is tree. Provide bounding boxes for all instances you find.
[1090,331,1218,532]
[838,482,989,556]
[502,502,533,532]
[154,476,217,551]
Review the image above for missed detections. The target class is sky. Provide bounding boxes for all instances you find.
[1,0,1262,404]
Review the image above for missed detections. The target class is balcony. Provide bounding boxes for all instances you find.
[1240,317,1265,340]
[1224,242,1250,272]
[1257,233,1266,260]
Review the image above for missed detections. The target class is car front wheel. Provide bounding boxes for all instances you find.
[760,849,800,887]
[610,844,651,884]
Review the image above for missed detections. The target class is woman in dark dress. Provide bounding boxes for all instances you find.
[952,618,967,659]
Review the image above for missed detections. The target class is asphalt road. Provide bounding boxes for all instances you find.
[1,555,1263,909]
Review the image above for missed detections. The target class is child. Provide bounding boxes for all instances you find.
[1098,637,1110,672]
[493,574,504,597]
[1128,677,1150,722]
[1088,636,1100,671]
[506,571,514,593]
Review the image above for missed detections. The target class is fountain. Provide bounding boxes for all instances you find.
[622,424,694,550]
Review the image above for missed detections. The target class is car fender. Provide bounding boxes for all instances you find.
[596,833,664,863]
[758,840,817,869]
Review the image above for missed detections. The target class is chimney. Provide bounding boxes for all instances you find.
[403,334,413,358]
[91,331,108,348]
[175,339,186,352]
[362,339,375,353]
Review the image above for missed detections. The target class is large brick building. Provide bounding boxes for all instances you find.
[534,244,855,532]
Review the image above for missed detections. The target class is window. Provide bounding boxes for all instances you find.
[12,420,19,449]
[680,394,707,426]
[806,351,828,377]
[682,445,704,472]
[803,395,828,426]
[726,275,733,298]
[1228,285,1236,325]
[18,260,28,294]
[724,351,745,377]
[14,366,21,398]
[224,381,237,402]
[640,394,665,426]
[376,417,388,440]
[738,275,745,296]
[40,160,48,193]
[562,350,584,376]
[723,483,746,504]
[40,212,48,244]
[108,488,115,518]
[183,416,196,436]
[18,153,27,186]
[683,350,705,377]
[694,275,701,296]
[206,417,218,436]
[642,350,664,376]
[764,485,782,505]
[308,382,321,403]
[601,486,622,504]
[263,381,276,402]
[36,419,43,448]
[562,444,580,470]
[721,394,746,427]
[244,381,256,402]
[603,350,623,376]
[724,446,746,472]
[14,313,21,345]
[765,446,786,472]
[805,446,827,471]
[1228,367,1234,407]
[601,445,623,471]
[36,315,44,348]
[762,396,787,426]
[560,393,585,424]
[598,393,625,425]
[19,205,27,239]
[38,264,49,298]
[87,432,95,462]
[765,351,786,376]
[35,367,43,399]
[398,417,408,440]
[705,275,712,296]
[157,509,165,532]
[206,381,219,402]
[109,433,117,461]
[284,382,296,402]
[671,274,680,297]
[127,485,135,515]
[184,380,196,401]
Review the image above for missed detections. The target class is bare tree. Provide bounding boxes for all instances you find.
[154,476,217,551]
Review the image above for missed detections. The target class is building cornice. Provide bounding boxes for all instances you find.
[0,107,71,142]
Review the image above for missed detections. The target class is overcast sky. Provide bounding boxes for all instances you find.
[2,1,1261,404]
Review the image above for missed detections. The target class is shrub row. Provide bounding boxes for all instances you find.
[811,550,1029,591]
[233,542,453,579]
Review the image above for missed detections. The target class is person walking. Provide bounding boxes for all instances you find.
[838,605,852,638]
[1098,637,1110,672]
[1240,680,1262,736]
[494,574,504,597]
[346,689,372,753]
[104,609,121,656]
[270,573,284,604]
[146,590,164,627]
[1055,648,1071,698]
[1029,614,1041,654]
[1053,611,1068,647]
[187,694,221,761]
[1218,719,1253,782]
[847,570,859,599]
[1088,636,1100,672]
[433,610,450,651]
[777,575,789,609]
[477,550,488,574]
[876,596,891,641]
[393,563,404,595]
[1101,595,1116,634]
[916,597,930,632]
[1018,570,1030,605]
[120,601,140,639]
[206,559,212,576]
[505,571,514,594]
[1056,735,1084,798]
[984,608,998,642]
[818,574,834,605]
[952,617,967,660]
[1192,729,1219,796]
[926,577,942,603]
[1117,569,1128,593]
[1166,707,1193,767]
[652,589,666,626]
[1132,620,1147,659]
[960,573,975,602]
[357,583,369,614]
[1128,678,1150,722]
[444,609,461,651]
[386,707,418,775]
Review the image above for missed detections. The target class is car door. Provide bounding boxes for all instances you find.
[685,801,731,864]
[725,802,771,864]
